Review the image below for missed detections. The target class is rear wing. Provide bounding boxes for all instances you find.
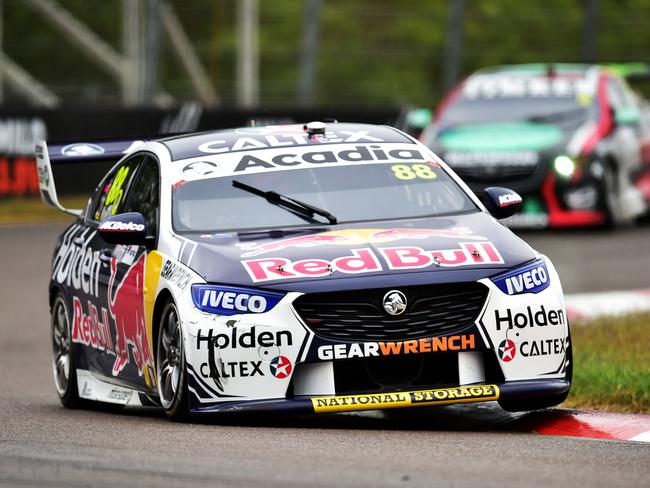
[35,139,146,216]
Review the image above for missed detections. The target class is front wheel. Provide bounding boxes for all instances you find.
[51,293,82,408]
[156,301,189,420]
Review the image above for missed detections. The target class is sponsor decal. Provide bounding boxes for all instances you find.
[199,232,234,240]
[239,227,485,257]
[200,330,293,389]
[243,248,380,282]
[519,337,569,357]
[231,145,425,172]
[494,305,565,331]
[243,242,502,283]
[200,360,264,378]
[70,253,155,385]
[71,296,114,353]
[108,255,154,381]
[493,260,550,295]
[81,381,92,397]
[463,74,593,99]
[311,384,499,413]
[191,285,283,315]
[496,336,569,363]
[37,161,50,187]
[503,212,549,229]
[182,160,218,176]
[161,260,192,291]
[107,388,133,403]
[497,339,516,362]
[269,355,293,379]
[316,334,476,360]
[52,226,101,297]
[498,193,522,207]
[380,242,503,269]
[120,245,138,266]
[444,151,539,167]
[196,327,292,350]
[61,143,105,156]
[198,129,385,155]
[99,220,145,232]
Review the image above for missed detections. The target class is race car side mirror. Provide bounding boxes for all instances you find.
[482,187,522,220]
[98,212,148,246]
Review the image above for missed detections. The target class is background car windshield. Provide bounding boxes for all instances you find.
[437,95,596,129]
[172,162,477,232]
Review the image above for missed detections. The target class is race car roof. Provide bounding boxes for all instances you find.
[158,123,415,161]
[476,63,595,77]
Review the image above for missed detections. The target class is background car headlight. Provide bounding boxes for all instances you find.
[553,155,576,179]
[191,284,284,315]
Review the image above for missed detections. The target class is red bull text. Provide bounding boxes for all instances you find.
[242,242,503,282]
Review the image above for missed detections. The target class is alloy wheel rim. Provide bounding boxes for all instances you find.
[158,305,182,409]
[51,298,71,396]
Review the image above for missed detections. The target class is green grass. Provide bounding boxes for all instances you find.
[0,195,88,224]
[564,313,650,413]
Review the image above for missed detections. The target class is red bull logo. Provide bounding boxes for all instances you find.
[238,227,485,257]
[71,297,114,353]
[108,255,154,382]
[242,242,503,283]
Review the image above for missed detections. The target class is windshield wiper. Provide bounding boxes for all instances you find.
[232,180,338,225]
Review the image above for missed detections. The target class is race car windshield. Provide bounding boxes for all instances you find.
[436,96,597,130]
[172,162,477,232]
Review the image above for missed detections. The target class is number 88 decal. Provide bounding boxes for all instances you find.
[391,164,438,180]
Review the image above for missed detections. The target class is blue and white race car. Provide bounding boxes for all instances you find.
[37,122,571,419]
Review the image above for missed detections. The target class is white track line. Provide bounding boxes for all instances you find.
[565,288,650,321]
[629,430,650,442]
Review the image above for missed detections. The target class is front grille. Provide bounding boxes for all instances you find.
[293,282,488,341]
[456,159,551,196]
[455,165,536,182]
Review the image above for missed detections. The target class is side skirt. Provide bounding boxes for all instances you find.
[76,369,159,407]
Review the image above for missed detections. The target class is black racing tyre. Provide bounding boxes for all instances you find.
[498,329,573,413]
[601,163,624,227]
[51,293,82,408]
[156,301,189,420]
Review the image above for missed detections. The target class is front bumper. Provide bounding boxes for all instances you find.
[183,257,570,414]
[189,379,570,415]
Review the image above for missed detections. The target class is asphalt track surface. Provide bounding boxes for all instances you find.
[1,222,648,488]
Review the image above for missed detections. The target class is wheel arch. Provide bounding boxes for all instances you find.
[152,288,175,359]
[49,283,68,312]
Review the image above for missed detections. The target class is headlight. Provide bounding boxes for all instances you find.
[553,155,576,179]
[191,284,284,315]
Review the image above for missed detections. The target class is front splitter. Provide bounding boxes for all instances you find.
[190,379,570,416]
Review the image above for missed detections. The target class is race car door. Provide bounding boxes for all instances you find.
[89,154,159,391]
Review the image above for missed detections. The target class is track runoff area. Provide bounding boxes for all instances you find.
[502,288,650,443]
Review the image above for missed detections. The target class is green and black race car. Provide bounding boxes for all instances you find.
[422,64,650,228]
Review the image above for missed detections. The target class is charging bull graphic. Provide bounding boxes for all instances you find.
[238,227,486,257]
[108,254,155,384]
